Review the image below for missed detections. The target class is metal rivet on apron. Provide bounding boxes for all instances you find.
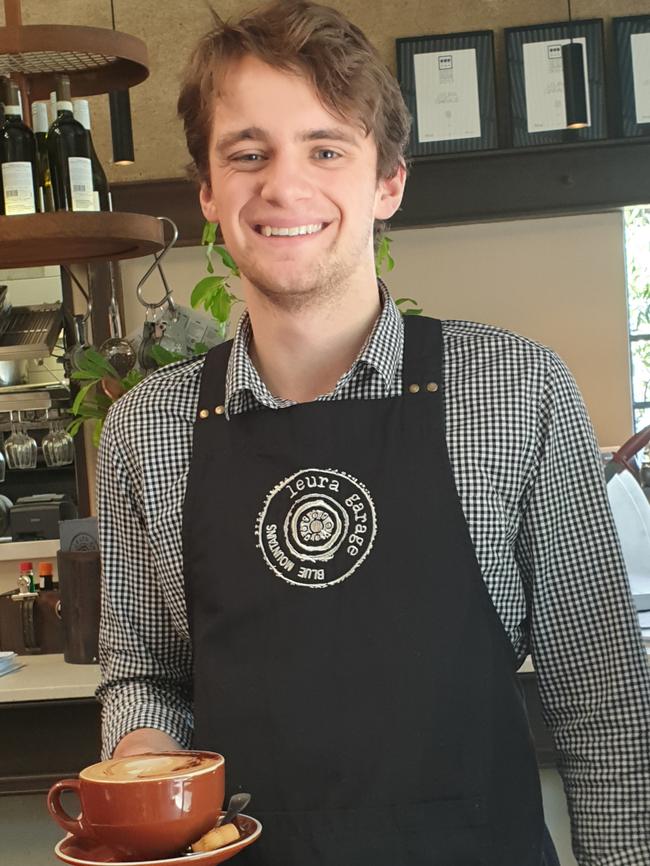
[426,382,439,393]
[408,384,420,394]
[214,405,225,416]
[199,409,209,419]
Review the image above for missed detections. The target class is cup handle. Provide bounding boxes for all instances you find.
[47,779,93,840]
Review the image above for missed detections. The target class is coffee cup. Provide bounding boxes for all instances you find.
[47,750,225,860]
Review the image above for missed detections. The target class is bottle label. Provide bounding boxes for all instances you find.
[2,162,36,215]
[92,190,100,212]
[67,157,94,212]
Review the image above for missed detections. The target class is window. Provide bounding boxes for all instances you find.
[625,206,650,431]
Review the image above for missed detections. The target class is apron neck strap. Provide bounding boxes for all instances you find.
[402,316,443,389]
[199,339,233,411]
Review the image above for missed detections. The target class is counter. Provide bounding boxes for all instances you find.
[0,653,100,703]
[0,655,101,795]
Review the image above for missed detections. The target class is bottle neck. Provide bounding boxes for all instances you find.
[56,100,73,116]
[73,99,91,132]
[4,105,21,118]
[31,102,48,134]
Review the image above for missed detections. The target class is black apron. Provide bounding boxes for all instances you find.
[182,315,555,866]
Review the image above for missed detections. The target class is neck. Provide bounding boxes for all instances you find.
[245,275,382,404]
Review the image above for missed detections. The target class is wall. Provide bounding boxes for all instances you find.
[119,210,632,448]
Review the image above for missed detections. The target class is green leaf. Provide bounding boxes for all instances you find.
[67,418,85,437]
[209,288,232,324]
[92,418,104,448]
[213,245,239,276]
[191,275,226,309]
[70,370,102,381]
[75,347,121,380]
[72,401,105,419]
[149,344,186,366]
[395,297,419,306]
[121,369,145,391]
[71,380,97,416]
[403,308,423,316]
[193,342,208,355]
[205,242,215,274]
[201,221,217,245]
[375,235,394,277]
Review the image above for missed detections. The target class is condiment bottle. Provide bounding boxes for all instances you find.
[38,561,54,592]
[20,561,35,593]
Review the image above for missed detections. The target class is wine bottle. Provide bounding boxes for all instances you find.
[31,101,54,212]
[73,99,111,211]
[47,75,95,212]
[0,81,39,216]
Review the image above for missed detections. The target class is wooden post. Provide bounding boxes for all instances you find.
[3,0,22,26]
[57,550,101,665]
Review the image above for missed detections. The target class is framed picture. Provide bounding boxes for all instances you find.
[396,30,498,157]
[505,19,607,147]
[613,15,650,138]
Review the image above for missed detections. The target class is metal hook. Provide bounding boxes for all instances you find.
[136,216,179,313]
[62,266,93,323]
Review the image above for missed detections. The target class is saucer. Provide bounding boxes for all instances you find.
[54,813,262,866]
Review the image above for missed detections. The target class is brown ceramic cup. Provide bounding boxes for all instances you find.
[47,751,225,860]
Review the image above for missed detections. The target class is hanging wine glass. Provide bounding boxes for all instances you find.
[53,420,75,467]
[42,415,75,468]
[5,412,37,470]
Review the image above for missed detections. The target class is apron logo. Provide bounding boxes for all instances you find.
[256,468,377,588]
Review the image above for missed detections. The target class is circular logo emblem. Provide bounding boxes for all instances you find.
[256,468,377,588]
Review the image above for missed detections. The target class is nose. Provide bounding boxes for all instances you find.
[257,152,313,208]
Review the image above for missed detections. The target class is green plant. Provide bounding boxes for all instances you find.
[70,223,421,441]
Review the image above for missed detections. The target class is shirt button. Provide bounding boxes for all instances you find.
[198,409,209,419]
[214,405,225,416]
[426,382,439,393]
[408,384,420,394]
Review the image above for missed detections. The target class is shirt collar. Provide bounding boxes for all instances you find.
[224,278,403,417]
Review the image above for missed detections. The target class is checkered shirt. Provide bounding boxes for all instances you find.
[96,283,650,866]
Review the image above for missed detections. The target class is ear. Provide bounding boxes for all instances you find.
[374,161,407,221]
[199,182,220,224]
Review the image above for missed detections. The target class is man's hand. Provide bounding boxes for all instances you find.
[112,728,183,758]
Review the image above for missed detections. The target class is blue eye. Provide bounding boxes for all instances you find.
[316,149,339,160]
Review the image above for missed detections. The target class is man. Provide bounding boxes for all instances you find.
[96,2,650,865]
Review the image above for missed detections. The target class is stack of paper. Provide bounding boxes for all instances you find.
[0,651,21,678]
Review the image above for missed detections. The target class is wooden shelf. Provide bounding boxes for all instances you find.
[391,137,650,229]
[0,24,149,98]
[0,211,165,268]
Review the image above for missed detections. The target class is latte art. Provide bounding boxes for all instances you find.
[81,752,222,783]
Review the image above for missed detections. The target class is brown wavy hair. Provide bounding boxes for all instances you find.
[177,0,411,186]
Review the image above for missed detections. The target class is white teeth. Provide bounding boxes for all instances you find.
[259,223,324,237]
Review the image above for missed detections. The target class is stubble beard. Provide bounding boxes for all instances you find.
[239,216,376,314]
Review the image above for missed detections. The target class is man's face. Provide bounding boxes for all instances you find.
[200,55,405,308]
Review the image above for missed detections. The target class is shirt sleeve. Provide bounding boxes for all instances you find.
[516,352,650,866]
[95,399,193,759]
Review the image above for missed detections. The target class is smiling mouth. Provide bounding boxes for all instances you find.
[254,223,328,237]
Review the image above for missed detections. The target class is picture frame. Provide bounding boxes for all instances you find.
[505,19,607,147]
[396,30,498,157]
[613,15,650,138]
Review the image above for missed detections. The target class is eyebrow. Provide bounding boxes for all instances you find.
[214,126,359,155]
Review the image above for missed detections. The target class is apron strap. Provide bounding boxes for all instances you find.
[402,315,443,391]
[196,315,444,419]
[196,339,233,416]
